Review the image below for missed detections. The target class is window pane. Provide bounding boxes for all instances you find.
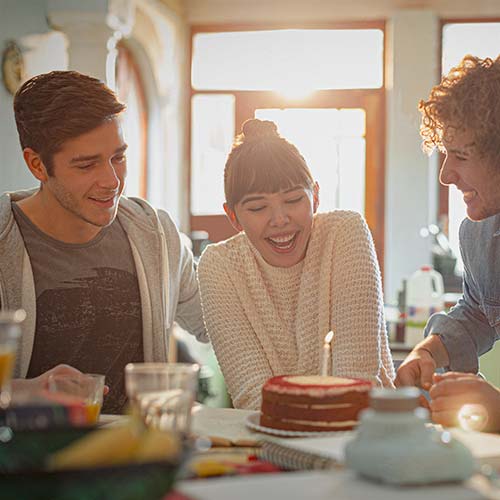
[442,23,500,74]
[338,137,366,214]
[255,108,366,214]
[192,30,383,91]
[191,94,235,215]
[442,22,500,272]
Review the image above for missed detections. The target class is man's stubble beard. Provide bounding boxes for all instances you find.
[49,180,119,229]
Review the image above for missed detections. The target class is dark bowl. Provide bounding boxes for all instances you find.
[0,426,188,500]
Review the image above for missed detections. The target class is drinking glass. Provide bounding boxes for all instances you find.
[125,363,199,434]
[47,373,105,424]
[0,309,25,408]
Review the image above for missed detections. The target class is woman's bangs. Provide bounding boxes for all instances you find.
[232,158,310,205]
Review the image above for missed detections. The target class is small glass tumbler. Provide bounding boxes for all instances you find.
[0,310,25,408]
[125,362,199,434]
[47,373,105,424]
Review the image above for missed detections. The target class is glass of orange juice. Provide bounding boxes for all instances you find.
[47,373,105,424]
[0,310,25,408]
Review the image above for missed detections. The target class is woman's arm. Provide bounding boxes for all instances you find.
[197,247,273,410]
[330,213,395,386]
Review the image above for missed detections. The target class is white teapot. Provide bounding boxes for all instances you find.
[345,387,475,485]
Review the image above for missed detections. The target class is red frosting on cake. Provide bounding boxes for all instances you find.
[264,375,372,391]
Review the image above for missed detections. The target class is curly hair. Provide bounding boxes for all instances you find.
[14,71,125,175]
[419,54,500,166]
[224,119,315,209]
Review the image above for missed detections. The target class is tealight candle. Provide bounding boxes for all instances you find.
[320,330,334,376]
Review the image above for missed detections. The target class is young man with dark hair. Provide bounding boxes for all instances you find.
[396,55,500,432]
[0,71,207,414]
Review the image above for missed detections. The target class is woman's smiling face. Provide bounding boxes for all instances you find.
[226,184,319,268]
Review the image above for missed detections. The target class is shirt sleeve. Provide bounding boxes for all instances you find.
[329,213,395,386]
[158,210,208,343]
[425,230,497,372]
[197,247,273,410]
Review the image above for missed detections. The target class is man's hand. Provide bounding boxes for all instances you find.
[12,364,83,393]
[429,372,500,432]
[395,335,449,389]
[395,347,436,390]
[12,364,109,395]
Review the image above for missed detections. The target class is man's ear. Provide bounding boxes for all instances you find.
[313,181,320,213]
[23,148,49,183]
[223,202,243,232]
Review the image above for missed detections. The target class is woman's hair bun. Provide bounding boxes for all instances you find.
[241,118,279,140]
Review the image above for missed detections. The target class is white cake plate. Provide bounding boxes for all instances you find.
[245,411,355,438]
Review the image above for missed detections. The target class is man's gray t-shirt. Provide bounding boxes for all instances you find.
[12,203,143,414]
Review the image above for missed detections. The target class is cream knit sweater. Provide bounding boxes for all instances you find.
[198,211,395,410]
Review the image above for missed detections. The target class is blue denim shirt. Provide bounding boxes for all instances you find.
[425,214,500,373]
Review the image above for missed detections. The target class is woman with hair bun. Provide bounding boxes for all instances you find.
[198,119,394,410]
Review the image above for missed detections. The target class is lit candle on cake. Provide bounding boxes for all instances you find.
[320,331,334,376]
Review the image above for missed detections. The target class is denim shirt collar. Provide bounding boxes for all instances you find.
[486,212,500,237]
[493,217,500,237]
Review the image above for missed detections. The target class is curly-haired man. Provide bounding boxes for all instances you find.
[396,55,500,432]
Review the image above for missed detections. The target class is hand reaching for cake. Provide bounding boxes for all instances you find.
[429,372,500,432]
[396,335,450,390]
[395,347,436,390]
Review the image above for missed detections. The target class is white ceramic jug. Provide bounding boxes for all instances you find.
[344,387,475,484]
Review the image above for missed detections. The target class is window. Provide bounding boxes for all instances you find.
[255,108,366,214]
[191,94,235,215]
[192,29,383,91]
[190,25,386,265]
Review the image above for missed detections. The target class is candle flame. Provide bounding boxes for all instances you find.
[324,331,334,344]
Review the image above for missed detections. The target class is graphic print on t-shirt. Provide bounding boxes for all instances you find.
[27,267,143,414]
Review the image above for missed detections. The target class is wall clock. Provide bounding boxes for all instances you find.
[2,41,25,95]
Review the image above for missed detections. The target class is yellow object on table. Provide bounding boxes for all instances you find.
[48,420,181,470]
[191,459,236,477]
[48,423,141,470]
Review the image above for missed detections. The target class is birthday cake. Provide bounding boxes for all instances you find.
[260,375,372,432]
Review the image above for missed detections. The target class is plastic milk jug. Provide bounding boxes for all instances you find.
[405,266,444,347]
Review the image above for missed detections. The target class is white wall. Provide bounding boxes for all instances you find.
[186,0,500,23]
[0,0,67,193]
[384,10,440,302]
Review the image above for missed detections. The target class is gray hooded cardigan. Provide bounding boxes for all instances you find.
[0,189,208,377]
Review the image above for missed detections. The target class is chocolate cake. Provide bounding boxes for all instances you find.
[260,375,372,432]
